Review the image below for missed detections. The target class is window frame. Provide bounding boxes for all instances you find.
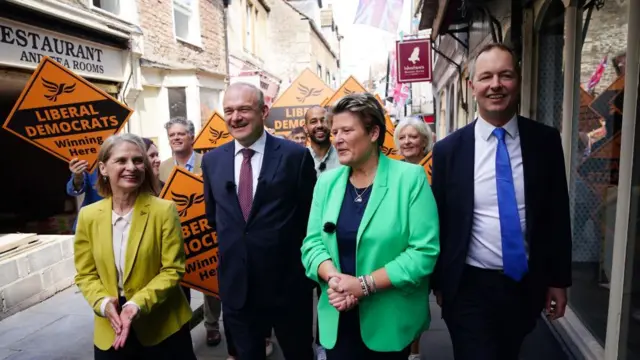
[172,0,202,47]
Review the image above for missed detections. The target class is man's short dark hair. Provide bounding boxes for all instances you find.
[290,126,306,136]
[304,105,326,121]
[469,43,521,81]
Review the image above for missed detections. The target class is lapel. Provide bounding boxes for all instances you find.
[517,116,535,243]
[97,199,117,292]
[249,134,282,223]
[123,193,151,283]
[323,167,350,271]
[357,153,389,245]
[222,143,244,223]
[458,122,476,241]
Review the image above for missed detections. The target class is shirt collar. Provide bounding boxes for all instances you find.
[476,114,519,141]
[235,130,268,156]
[112,208,134,226]
[307,145,335,163]
[175,151,197,172]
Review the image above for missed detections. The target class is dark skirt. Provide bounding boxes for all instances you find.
[93,297,196,360]
[326,307,410,360]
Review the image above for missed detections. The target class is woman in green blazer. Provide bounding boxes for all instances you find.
[301,93,440,359]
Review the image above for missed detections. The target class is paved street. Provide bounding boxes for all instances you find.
[0,287,568,360]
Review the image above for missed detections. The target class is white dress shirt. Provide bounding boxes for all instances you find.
[466,116,528,269]
[234,130,267,196]
[100,209,138,316]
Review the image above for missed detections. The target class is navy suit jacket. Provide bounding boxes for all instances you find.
[202,133,317,310]
[431,116,572,318]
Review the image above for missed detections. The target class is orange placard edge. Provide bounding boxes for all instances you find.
[326,75,368,105]
[159,167,219,298]
[193,111,231,151]
[1,56,133,173]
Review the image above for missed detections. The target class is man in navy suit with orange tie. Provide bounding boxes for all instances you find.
[431,43,572,359]
[202,82,317,360]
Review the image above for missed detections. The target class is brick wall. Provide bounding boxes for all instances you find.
[138,0,227,76]
[580,1,628,95]
[265,0,311,84]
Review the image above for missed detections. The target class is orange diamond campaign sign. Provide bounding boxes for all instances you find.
[160,168,219,298]
[325,75,367,105]
[419,152,433,185]
[2,56,132,172]
[267,69,333,135]
[193,111,232,152]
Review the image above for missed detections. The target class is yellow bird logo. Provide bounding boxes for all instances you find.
[296,84,324,103]
[171,192,205,217]
[42,78,76,102]
[208,127,231,145]
[381,145,398,157]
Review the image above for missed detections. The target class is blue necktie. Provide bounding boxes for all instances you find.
[493,127,528,281]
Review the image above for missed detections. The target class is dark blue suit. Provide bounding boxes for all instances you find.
[431,117,572,359]
[202,133,316,360]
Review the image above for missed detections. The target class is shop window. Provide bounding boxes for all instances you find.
[168,87,187,119]
[199,87,220,124]
[173,0,201,45]
[563,0,630,349]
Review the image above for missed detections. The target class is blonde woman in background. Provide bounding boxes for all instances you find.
[394,117,435,359]
[394,117,434,166]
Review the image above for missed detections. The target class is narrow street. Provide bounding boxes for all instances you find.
[0,287,568,360]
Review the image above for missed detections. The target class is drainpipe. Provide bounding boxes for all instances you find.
[223,1,231,85]
[560,1,582,179]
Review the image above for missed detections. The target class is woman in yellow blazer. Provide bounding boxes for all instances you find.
[301,93,440,359]
[74,134,195,359]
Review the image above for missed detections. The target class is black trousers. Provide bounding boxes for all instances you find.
[443,265,538,360]
[315,284,322,346]
[223,293,314,360]
[325,308,409,360]
[181,286,191,304]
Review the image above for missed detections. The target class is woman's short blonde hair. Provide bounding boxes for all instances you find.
[95,133,160,197]
[393,117,434,153]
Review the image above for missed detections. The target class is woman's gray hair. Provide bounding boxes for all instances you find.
[394,117,434,153]
[331,93,386,148]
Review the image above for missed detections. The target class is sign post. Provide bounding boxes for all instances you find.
[160,168,220,298]
[2,56,132,172]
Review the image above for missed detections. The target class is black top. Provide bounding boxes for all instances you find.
[336,182,372,276]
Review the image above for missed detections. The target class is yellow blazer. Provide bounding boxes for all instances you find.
[159,152,203,182]
[74,192,192,350]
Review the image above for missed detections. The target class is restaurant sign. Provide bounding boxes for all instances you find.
[0,18,125,82]
[396,38,432,83]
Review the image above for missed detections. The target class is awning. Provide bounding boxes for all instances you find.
[418,0,468,40]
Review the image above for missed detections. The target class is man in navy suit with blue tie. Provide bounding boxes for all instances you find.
[431,43,572,359]
[202,82,317,360]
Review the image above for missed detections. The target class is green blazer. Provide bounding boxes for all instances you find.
[301,153,440,352]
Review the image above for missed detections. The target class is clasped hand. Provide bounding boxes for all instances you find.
[326,273,364,312]
[104,297,140,350]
